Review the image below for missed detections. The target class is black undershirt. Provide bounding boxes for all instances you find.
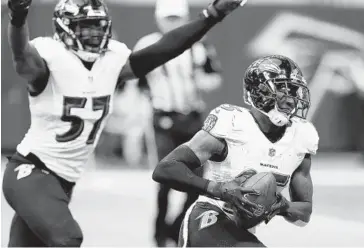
[82,61,94,71]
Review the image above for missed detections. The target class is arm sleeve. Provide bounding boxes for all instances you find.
[152,145,210,194]
[129,17,217,78]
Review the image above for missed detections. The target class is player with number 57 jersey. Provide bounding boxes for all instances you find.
[16,37,130,181]
[3,0,247,246]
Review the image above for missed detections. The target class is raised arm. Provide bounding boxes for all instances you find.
[8,0,49,95]
[119,0,247,81]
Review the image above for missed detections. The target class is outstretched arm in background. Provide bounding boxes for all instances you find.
[119,0,247,81]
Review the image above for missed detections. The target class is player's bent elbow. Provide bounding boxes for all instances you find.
[13,59,27,75]
[284,215,310,227]
[304,211,312,223]
[304,204,313,221]
[13,59,37,80]
[152,162,169,183]
[152,167,163,183]
[292,219,309,227]
[300,211,311,225]
[152,160,178,185]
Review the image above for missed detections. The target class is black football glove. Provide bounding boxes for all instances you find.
[8,0,32,27]
[8,0,32,12]
[202,0,247,22]
[264,192,290,224]
[207,170,261,218]
[211,181,261,218]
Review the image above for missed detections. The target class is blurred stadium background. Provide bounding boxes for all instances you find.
[1,0,364,246]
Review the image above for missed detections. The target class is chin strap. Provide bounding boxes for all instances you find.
[257,106,290,127]
[54,33,100,62]
[72,49,100,62]
[246,91,297,127]
[267,108,290,126]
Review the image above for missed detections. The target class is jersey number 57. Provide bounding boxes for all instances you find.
[56,95,110,145]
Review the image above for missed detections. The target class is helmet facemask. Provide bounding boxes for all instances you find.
[273,78,310,119]
[244,77,310,123]
[243,55,311,126]
[53,0,112,62]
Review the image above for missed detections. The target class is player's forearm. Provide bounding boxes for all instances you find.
[8,22,31,60]
[153,159,209,194]
[152,145,209,194]
[129,17,218,78]
[281,201,312,224]
[8,0,31,60]
[8,23,48,84]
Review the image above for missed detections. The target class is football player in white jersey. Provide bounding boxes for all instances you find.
[153,55,319,247]
[2,0,248,246]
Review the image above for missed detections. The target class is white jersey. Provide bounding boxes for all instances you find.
[198,104,319,227]
[17,37,131,182]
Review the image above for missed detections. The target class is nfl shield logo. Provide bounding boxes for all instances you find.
[268,148,276,157]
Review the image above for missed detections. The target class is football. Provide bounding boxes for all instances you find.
[235,172,277,229]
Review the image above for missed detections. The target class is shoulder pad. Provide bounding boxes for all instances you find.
[29,37,61,61]
[293,119,319,155]
[108,40,132,55]
[202,104,246,138]
[106,40,132,70]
